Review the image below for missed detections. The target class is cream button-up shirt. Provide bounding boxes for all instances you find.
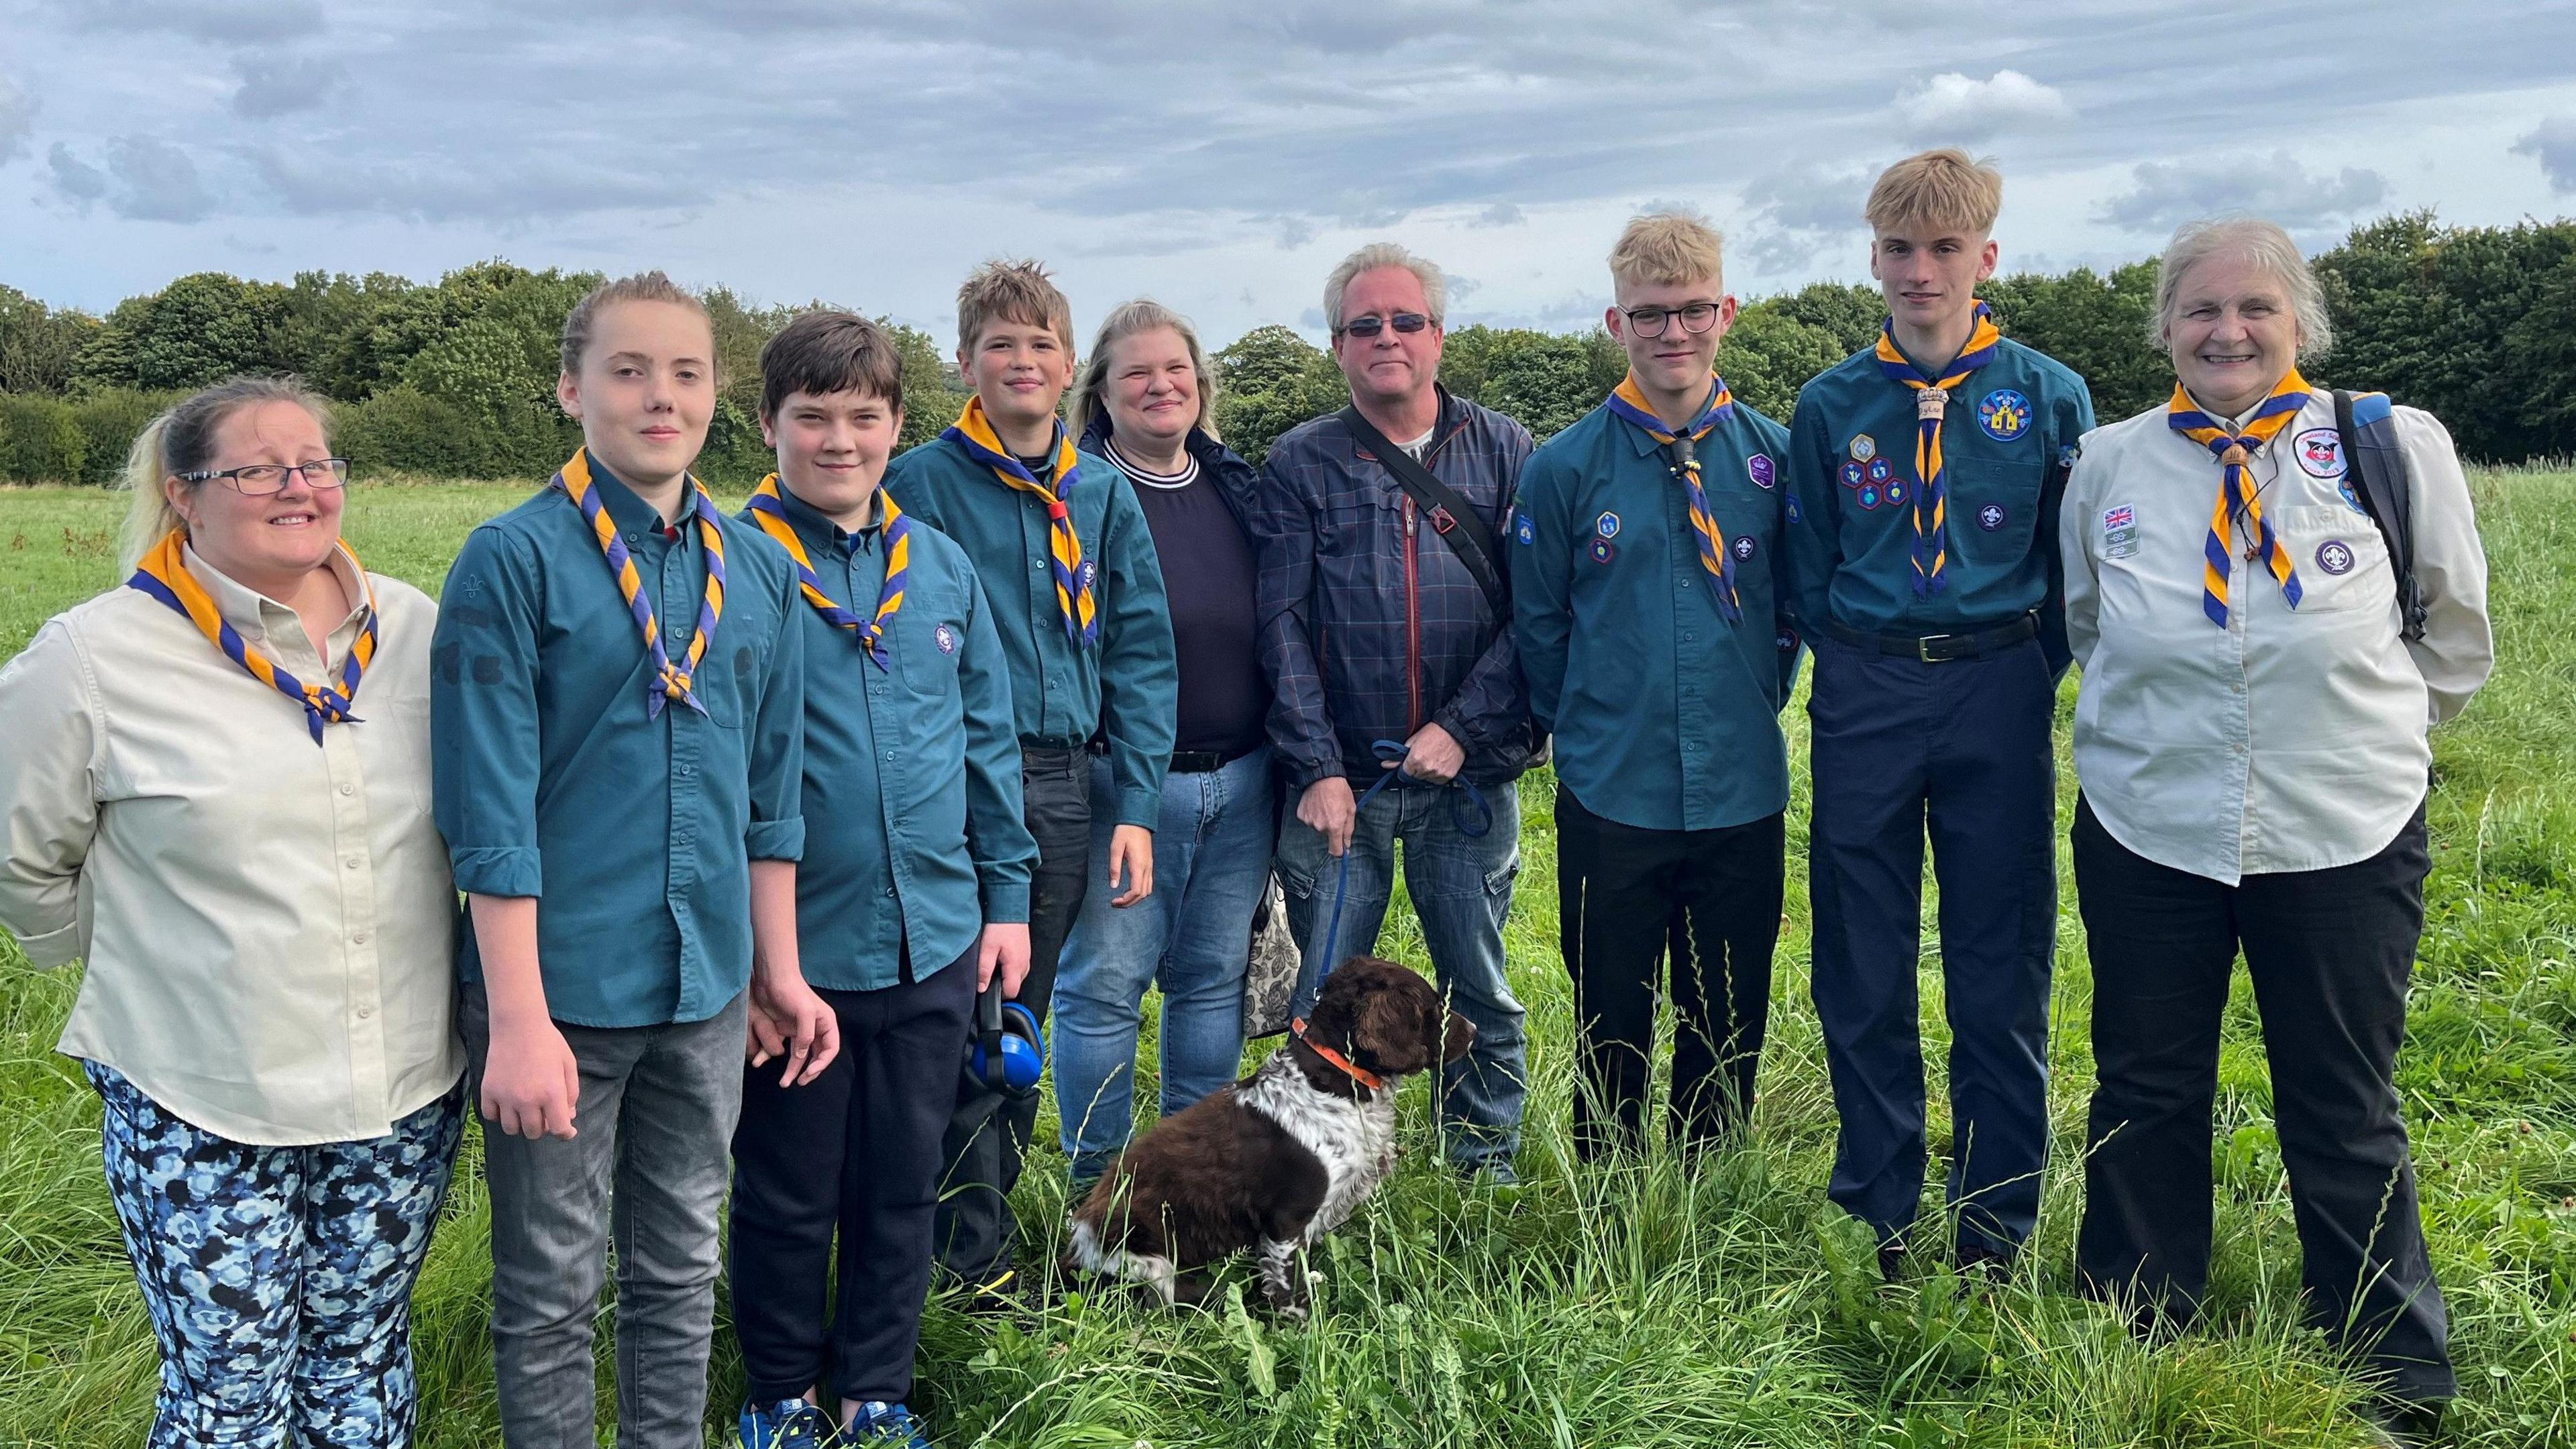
[2062,392,2493,885]
[0,543,461,1145]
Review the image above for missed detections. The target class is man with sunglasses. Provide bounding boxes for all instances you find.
[1250,241,1538,1183]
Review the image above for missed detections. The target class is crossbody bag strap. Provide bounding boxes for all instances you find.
[1338,405,1509,616]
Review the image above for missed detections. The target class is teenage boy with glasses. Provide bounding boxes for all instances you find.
[1513,211,1800,1160]
[1780,150,2095,1279]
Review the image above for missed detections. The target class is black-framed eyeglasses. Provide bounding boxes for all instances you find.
[1623,303,1723,338]
[1336,312,1431,339]
[179,459,352,496]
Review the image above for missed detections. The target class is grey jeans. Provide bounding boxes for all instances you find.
[462,984,749,1449]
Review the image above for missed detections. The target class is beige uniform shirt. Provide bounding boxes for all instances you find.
[0,545,462,1145]
[2061,392,2493,885]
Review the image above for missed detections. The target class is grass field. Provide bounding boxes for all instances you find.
[2,472,2572,1448]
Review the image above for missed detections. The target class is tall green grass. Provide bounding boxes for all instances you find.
[1,472,2569,1446]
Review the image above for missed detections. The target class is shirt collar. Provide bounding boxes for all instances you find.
[585,458,692,540]
[182,539,368,650]
[773,477,883,553]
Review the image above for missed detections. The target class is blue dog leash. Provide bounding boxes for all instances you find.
[1313,739,1493,975]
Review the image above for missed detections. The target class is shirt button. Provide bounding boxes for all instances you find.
[885,750,897,761]
[355,1006,373,1020]
[338,783,356,797]
[1684,633,1696,642]
[345,856,362,870]
[352,931,368,945]
[884,885,898,898]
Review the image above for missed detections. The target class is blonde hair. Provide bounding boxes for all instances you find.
[1865,148,2004,237]
[2151,215,2334,355]
[957,258,1075,356]
[117,376,333,573]
[1067,299,1223,444]
[1323,241,1448,331]
[559,270,710,377]
[1608,210,1725,290]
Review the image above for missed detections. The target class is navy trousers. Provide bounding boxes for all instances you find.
[1807,633,2057,1257]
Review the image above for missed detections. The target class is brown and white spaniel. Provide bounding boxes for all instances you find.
[1065,956,1473,1319]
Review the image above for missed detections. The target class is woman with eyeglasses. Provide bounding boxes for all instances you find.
[0,376,464,1446]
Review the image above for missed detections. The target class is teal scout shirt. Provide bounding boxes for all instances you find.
[1511,395,1799,833]
[1782,337,2094,672]
[746,484,1038,990]
[432,466,806,1028]
[885,435,1179,827]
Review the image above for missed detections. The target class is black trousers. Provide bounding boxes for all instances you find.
[933,744,1089,1284]
[1556,788,1784,1159]
[2072,797,2453,1401]
[729,949,977,1405]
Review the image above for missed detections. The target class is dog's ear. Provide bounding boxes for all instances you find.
[1350,971,1426,1074]
[1440,1006,1476,1065]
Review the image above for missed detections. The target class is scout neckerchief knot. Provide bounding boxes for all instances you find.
[1875,301,2003,598]
[551,447,727,718]
[942,396,1095,646]
[2167,370,2311,628]
[743,473,908,671]
[1604,372,1741,621]
[127,529,377,745]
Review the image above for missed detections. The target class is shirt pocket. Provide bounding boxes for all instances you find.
[1941,459,2041,566]
[895,589,970,699]
[358,690,437,815]
[2268,504,2392,614]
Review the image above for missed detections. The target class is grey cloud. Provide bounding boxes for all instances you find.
[1737,165,1872,272]
[48,142,105,202]
[68,0,327,43]
[231,54,345,119]
[0,75,34,163]
[2099,154,2388,234]
[253,148,696,221]
[2514,119,2576,194]
[103,136,215,221]
[1473,202,1525,228]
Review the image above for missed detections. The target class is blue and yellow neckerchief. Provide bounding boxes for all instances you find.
[1604,372,1741,621]
[2167,370,2312,627]
[1874,301,2003,598]
[127,529,378,745]
[549,447,727,718]
[743,472,908,671]
[941,396,1095,646]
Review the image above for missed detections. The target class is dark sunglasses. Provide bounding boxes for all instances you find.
[1336,312,1431,339]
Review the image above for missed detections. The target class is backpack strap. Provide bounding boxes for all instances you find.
[2332,388,2425,642]
[1338,405,1509,616]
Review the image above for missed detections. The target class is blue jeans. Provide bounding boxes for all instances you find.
[1277,777,1527,1169]
[1053,747,1275,1183]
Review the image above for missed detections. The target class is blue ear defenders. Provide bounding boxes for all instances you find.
[971,980,1046,1096]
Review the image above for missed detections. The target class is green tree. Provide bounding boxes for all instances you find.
[76,272,295,392]
[0,286,98,395]
[1214,324,1343,467]
[0,394,86,482]
[1982,262,2165,423]
[1717,305,1844,422]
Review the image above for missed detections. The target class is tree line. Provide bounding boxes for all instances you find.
[1,211,2567,488]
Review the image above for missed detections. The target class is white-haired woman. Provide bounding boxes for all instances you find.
[0,377,462,1445]
[1051,300,1272,1185]
[2061,217,2491,1440]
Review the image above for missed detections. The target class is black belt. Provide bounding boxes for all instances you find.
[1815,611,2038,663]
[1169,744,1261,774]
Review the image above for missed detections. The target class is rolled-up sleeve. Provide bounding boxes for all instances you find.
[431,526,547,898]
[0,622,102,969]
[745,560,808,862]
[2396,407,2493,725]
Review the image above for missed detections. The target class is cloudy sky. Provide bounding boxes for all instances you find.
[5,1,2575,348]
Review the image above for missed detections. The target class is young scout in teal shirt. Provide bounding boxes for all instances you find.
[1513,213,1799,1161]
[883,259,1179,1291]
[431,274,833,1449]
[1780,151,2096,1281]
[726,313,1038,1449]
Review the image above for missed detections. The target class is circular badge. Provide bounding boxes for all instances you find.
[1977,389,2032,441]
[2292,427,2346,478]
[1866,457,1893,486]
[1731,535,1756,561]
[1515,514,1536,545]
[1840,460,1866,488]
[1857,485,1882,511]
[1748,455,1776,490]
[1595,511,1621,540]
[1977,503,2006,532]
[934,623,957,654]
[1587,537,1617,565]
[1077,559,1097,589]
[2315,539,2357,576]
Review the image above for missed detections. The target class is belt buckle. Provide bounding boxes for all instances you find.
[1915,632,1955,663]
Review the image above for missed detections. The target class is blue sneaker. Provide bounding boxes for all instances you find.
[845,1400,934,1449]
[739,1397,831,1449]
